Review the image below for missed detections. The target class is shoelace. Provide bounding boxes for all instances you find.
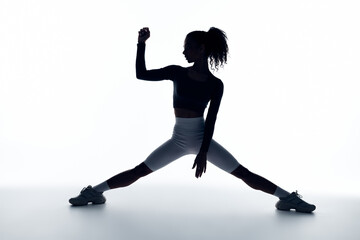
[81,186,91,193]
[294,190,303,198]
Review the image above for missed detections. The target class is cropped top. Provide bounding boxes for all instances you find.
[136,42,224,153]
[136,43,222,113]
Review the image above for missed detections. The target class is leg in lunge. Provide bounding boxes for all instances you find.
[206,140,288,197]
[206,139,315,213]
[104,139,184,190]
[69,163,153,206]
[230,164,277,195]
[106,162,153,189]
[69,138,186,206]
[230,165,316,213]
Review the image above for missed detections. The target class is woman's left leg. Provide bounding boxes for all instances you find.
[206,140,316,213]
[230,164,277,195]
[206,140,288,196]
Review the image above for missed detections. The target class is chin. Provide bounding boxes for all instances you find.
[184,57,192,63]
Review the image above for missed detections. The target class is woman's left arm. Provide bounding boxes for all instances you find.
[192,80,224,178]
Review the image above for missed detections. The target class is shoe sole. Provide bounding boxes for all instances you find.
[69,198,106,206]
[276,202,315,213]
[91,199,106,205]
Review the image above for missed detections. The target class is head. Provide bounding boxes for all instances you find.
[183,27,228,70]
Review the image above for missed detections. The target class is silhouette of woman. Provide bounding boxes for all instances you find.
[69,27,316,213]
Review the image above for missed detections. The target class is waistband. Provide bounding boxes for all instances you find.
[175,117,204,123]
[174,117,205,131]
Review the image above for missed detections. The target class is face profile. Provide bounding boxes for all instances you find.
[183,37,205,63]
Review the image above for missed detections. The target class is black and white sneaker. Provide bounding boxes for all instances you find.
[69,185,106,206]
[275,191,316,213]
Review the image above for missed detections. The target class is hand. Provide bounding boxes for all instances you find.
[192,152,207,178]
[138,27,150,43]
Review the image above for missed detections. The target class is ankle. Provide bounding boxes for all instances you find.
[273,186,290,199]
[93,181,110,193]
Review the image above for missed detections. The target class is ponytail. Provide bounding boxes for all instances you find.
[205,27,228,70]
[186,27,228,70]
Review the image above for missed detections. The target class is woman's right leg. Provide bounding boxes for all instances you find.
[69,139,186,206]
[106,162,153,189]
[97,138,186,191]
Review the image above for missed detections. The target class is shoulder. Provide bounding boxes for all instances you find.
[210,75,224,89]
[157,65,184,80]
[209,75,224,99]
[164,65,185,72]
[163,65,186,75]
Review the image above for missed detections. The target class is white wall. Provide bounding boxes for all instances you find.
[1,0,359,196]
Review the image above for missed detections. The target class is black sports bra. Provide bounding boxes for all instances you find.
[136,43,221,113]
[136,42,224,153]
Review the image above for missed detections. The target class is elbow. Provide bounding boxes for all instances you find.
[136,72,141,79]
[136,70,144,80]
[136,65,147,80]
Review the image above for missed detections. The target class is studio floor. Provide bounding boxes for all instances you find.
[1,185,359,240]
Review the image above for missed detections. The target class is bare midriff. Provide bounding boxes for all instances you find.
[174,108,203,118]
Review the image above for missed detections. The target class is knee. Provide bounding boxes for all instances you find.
[231,165,251,179]
[133,162,153,177]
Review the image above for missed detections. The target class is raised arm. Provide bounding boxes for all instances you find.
[136,27,175,81]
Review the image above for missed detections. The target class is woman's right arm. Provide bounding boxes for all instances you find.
[136,27,174,81]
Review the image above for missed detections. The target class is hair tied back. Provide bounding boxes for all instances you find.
[205,27,229,71]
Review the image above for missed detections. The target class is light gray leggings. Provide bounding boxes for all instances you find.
[144,117,240,173]
[106,117,279,195]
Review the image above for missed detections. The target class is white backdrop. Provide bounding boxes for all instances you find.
[1,0,359,196]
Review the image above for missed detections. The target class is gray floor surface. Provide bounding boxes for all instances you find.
[1,185,359,240]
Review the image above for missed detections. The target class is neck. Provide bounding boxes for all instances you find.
[191,57,209,73]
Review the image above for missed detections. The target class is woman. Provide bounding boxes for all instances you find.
[69,27,316,213]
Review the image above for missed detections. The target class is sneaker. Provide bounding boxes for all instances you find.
[275,191,316,213]
[69,185,106,206]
